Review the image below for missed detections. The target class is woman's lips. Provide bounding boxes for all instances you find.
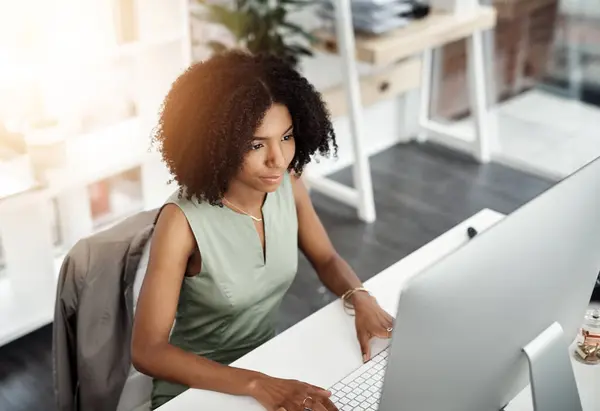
[260,175,282,184]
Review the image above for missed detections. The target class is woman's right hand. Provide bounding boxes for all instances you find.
[247,374,338,411]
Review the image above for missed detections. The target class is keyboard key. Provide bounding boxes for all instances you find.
[328,350,390,410]
[342,368,365,385]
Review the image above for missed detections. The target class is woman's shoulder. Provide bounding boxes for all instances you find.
[164,187,216,213]
[152,202,197,252]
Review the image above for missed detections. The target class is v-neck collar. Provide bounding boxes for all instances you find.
[221,192,271,267]
[258,193,270,266]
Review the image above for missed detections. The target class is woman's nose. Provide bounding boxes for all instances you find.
[267,144,286,168]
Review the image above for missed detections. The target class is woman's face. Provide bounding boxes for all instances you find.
[236,103,296,193]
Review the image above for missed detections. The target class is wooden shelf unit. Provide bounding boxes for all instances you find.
[305,3,498,222]
[313,6,497,66]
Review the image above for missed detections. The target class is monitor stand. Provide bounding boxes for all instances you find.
[522,322,583,411]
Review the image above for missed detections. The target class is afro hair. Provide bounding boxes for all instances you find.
[151,50,337,205]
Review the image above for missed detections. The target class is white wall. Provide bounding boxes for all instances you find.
[299,53,419,177]
[284,8,419,177]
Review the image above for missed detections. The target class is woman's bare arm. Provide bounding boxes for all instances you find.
[131,204,260,396]
[291,176,367,303]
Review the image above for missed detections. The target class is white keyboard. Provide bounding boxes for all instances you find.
[329,347,390,411]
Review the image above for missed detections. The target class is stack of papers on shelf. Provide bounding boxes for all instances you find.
[317,0,415,34]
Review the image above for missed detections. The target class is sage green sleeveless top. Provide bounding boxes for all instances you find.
[151,172,298,409]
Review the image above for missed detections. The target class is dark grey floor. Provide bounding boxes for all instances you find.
[0,142,554,411]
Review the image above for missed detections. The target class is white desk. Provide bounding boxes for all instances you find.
[157,208,599,411]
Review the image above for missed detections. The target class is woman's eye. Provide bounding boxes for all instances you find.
[251,143,264,150]
[282,134,294,141]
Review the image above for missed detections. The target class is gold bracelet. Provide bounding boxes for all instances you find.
[341,287,370,315]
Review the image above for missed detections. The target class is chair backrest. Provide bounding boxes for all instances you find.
[117,236,153,411]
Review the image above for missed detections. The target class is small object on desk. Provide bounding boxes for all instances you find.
[406,1,430,19]
[575,342,600,364]
[317,0,417,35]
[574,308,600,365]
[591,272,600,302]
[467,226,478,239]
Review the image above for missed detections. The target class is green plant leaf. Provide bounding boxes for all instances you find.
[200,0,315,64]
[281,21,316,42]
[271,5,286,23]
[206,4,250,40]
[286,43,314,57]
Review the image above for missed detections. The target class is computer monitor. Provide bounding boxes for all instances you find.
[380,157,600,411]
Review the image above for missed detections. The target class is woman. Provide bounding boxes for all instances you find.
[132,50,394,411]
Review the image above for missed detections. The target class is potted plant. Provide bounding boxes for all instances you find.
[195,0,316,68]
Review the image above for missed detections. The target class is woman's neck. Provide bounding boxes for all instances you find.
[223,180,266,212]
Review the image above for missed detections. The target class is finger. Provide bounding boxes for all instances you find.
[371,313,395,339]
[358,330,371,362]
[385,311,395,325]
[385,312,395,324]
[282,400,300,411]
[320,397,339,411]
[313,402,329,411]
[385,318,395,338]
[305,384,331,398]
[370,322,391,339]
[296,392,319,411]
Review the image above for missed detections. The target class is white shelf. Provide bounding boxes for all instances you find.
[0,0,192,346]
[43,117,147,195]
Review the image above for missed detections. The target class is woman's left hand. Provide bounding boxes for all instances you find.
[352,292,394,363]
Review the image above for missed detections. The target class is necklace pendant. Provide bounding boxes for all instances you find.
[223,197,263,222]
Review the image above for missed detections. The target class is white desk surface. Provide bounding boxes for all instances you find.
[157,208,599,411]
